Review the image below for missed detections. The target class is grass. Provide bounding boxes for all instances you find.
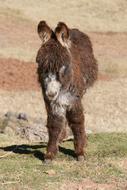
[0,133,127,189]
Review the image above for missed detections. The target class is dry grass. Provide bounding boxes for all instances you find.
[1,0,127,32]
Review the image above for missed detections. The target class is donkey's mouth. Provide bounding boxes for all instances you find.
[46,92,59,101]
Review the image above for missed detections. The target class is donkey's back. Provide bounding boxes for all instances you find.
[70,29,98,88]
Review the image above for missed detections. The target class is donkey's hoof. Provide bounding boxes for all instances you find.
[77,155,85,162]
[44,153,54,164]
[44,159,52,164]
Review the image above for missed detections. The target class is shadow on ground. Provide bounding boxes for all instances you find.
[0,140,76,161]
[0,144,46,161]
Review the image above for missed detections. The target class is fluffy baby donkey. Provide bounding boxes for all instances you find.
[36,21,98,161]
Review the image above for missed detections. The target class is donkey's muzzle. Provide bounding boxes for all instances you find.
[47,92,57,99]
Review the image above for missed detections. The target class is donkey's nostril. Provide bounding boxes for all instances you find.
[48,92,57,98]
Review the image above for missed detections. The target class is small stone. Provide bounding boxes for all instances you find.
[18,113,28,121]
[5,111,13,118]
[44,169,56,175]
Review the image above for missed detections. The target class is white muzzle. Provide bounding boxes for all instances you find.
[45,73,61,101]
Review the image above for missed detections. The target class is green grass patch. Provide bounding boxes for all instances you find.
[0,133,127,189]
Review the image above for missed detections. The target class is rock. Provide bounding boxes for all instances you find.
[5,111,14,119]
[0,117,8,133]
[4,126,16,136]
[17,113,28,121]
[1,112,48,142]
[19,124,48,142]
[44,169,56,175]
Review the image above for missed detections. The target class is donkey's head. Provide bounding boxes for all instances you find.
[36,21,73,101]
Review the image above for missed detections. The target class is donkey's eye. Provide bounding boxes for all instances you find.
[59,65,66,79]
[56,72,60,80]
[43,69,50,79]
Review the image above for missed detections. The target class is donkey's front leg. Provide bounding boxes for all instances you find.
[45,114,65,161]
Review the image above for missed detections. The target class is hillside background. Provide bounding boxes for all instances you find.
[0,0,127,132]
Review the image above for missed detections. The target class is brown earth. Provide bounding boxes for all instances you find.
[0,58,40,91]
[60,178,127,190]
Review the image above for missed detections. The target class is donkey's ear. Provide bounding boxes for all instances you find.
[55,22,70,47]
[37,21,52,44]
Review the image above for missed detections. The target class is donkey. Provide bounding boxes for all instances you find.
[36,21,98,161]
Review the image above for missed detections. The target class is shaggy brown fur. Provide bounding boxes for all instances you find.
[36,21,98,161]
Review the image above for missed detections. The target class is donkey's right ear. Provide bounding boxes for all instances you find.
[37,21,52,44]
[55,22,70,48]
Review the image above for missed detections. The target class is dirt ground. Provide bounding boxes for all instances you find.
[60,179,127,190]
[0,58,39,91]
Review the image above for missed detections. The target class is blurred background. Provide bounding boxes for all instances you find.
[0,0,127,136]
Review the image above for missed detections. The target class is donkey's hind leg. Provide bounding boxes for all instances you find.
[67,101,87,161]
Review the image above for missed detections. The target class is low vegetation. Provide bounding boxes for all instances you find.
[0,133,127,189]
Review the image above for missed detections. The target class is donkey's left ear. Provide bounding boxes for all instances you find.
[55,22,70,47]
[37,21,53,44]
